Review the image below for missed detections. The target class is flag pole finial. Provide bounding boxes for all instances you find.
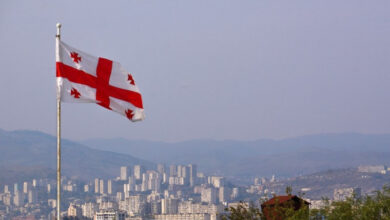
[56,23,62,39]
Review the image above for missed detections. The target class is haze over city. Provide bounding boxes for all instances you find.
[1,1,390,219]
[1,0,389,142]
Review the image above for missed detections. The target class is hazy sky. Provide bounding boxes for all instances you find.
[0,0,389,142]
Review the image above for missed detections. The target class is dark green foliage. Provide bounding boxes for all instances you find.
[221,202,262,220]
[312,185,390,220]
[222,185,390,220]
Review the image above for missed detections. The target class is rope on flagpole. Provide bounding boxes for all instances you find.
[56,22,62,220]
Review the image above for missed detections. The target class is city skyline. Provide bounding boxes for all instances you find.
[1,161,389,219]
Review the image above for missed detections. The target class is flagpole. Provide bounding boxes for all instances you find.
[55,22,62,220]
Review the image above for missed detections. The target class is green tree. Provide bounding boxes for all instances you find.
[312,185,390,220]
[222,185,390,220]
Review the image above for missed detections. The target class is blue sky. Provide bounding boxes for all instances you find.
[0,0,389,141]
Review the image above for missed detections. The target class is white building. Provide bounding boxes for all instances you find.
[134,165,144,180]
[334,187,361,201]
[188,164,197,187]
[120,166,128,180]
[95,178,100,194]
[120,194,146,216]
[94,210,125,220]
[154,213,211,220]
[161,198,179,214]
[157,164,165,175]
[67,203,82,218]
[13,191,24,207]
[82,202,98,219]
[209,176,224,188]
[107,180,112,195]
[201,188,217,204]
[178,201,224,220]
[100,179,105,194]
[28,190,38,204]
[358,165,387,174]
[219,187,231,203]
[23,181,29,193]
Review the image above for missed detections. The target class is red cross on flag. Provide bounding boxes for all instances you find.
[56,41,144,121]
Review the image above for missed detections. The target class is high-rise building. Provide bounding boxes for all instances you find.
[107,179,112,194]
[219,187,231,203]
[201,188,217,204]
[188,164,197,187]
[13,191,24,206]
[94,178,99,194]
[143,170,161,192]
[177,165,183,177]
[84,184,89,192]
[163,173,168,184]
[120,166,128,180]
[121,194,147,216]
[13,183,18,194]
[151,201,162,215]
[100,179,105,194]
[4,185,9,193]
[32,179,37,188]
[141,173,148,191]
[82,202,98,219]
[134,165,144,180]
[161,198,179,214]
[157,164,165,175]
[128,176,135,192]
[28,190,38,204]
[23,181,29,193]
[117,192,123,201]
[47,183,51,193]
[124,184,129,198]
[209,176,224,188]
[182,166,190,185]
[3,193,11,206]
[169,165,177,177]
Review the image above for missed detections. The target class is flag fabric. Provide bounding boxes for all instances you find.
[56,41,144,121]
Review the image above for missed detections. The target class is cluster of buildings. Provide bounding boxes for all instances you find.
[0,164,248,220]
[0,178,56,219]
[358,165,389,174]
[1,164,388,219]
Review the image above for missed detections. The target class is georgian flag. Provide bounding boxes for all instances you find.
[56,41,144,121]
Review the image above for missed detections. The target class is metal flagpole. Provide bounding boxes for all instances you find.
[55,22,62,220]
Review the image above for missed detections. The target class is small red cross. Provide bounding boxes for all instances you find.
[127,74,135,85]
[125,109,134,120]
[70,52,81,63]
[70,88,81,98]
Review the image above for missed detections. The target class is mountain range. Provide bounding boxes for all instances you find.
[0,128,152,185]
[81,133,390,179]
[1,128,390,185]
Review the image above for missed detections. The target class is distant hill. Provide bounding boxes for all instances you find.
[0,129,153,181]
[2,128,390,182]
[268,168,390,200]
[81,133,390,178]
